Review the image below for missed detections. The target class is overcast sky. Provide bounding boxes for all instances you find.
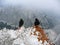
[0,0,60,14]
[0,0,60,23]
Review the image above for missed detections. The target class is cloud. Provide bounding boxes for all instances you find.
[0,0,60,28]
[1,0,60,13]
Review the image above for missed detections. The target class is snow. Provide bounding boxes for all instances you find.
[45,29,57,42]
[0,26,59,45]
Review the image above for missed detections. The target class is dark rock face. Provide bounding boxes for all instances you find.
[19,19,24,27]
[34,18,40,26]
[0,22,18,30]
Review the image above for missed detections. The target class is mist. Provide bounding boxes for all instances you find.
[0,0,60,33]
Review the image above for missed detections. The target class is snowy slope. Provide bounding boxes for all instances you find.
[0,26,59,45]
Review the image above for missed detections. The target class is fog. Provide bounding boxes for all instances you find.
[0,0,60,33]
[0,0,60,19]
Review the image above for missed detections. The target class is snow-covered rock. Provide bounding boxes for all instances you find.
[0,27,59,45]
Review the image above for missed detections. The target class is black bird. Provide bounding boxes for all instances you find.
[34,18,40,26]
[19,19,24,27]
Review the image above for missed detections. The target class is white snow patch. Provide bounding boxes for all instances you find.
[0,27,59,45]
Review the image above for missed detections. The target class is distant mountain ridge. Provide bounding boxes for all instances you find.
[0,21,18,30]
[0,6,56,29]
